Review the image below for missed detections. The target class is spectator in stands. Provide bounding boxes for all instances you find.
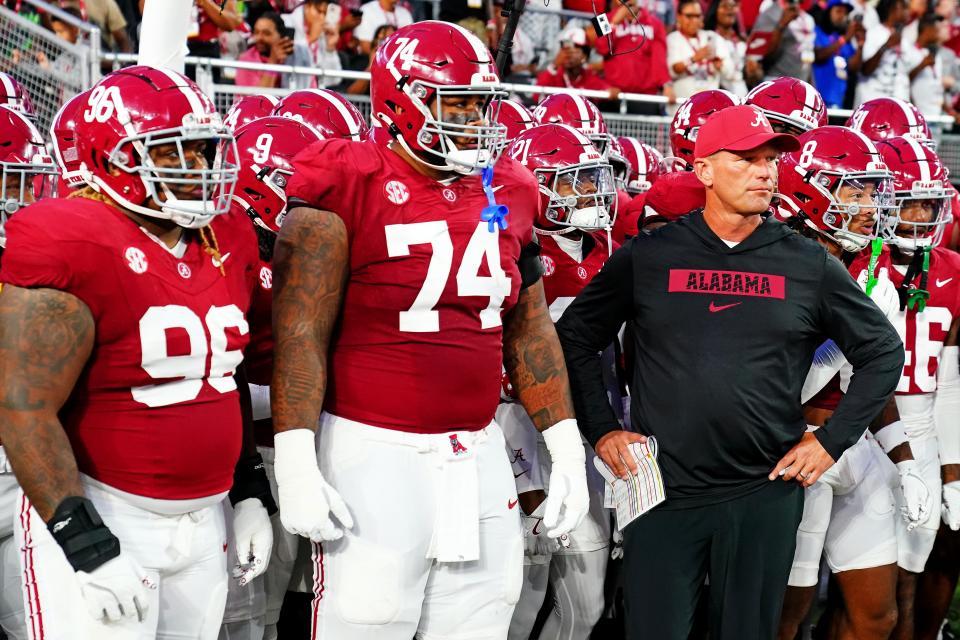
[517,0,563,73]
[752,0,816,82]
[344,23,396,94]
[668,0,732,112]
[74,0,133,53]
[49,6,83,45]
[902,0,931,47]
[439,0,497,46]
[354,0,413,55]
[235,11,313,89]
[282,0,343,87]
[644,0,676,30]
[910,13,948,118]
[706,0,751,95]
[535,27,617,101]
[588,0,672,115]
[812,0,865,108]
[35,5,83,79]
[856,0,911,103]
[850,0,881,29]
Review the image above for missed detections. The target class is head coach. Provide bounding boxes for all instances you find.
[554,105,904,640]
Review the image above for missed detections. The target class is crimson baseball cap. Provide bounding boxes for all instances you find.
[694,105,801,159]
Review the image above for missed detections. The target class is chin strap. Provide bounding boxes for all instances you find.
[897,245,931,312]
[865,237,884,296]
[480,167,509,233]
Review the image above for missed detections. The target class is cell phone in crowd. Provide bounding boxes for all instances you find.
[853,13,863,22]
[282,26,296,40]
[350,8,363,18]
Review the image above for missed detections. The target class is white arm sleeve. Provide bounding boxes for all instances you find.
[802,340,848,404]
[138,0,192,73]
[936,345,960,465]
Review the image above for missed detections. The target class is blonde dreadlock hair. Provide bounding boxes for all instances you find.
[71,186,227,277]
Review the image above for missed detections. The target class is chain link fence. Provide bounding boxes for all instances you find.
[0,0,99,133]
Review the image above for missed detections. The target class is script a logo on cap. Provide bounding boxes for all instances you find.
[750,111,766,128]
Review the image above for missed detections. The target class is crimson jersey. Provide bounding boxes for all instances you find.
[0,198,258,500]
[850,246,960,395]
[540,232,617,321]
[286,139,539,434]
[244,255,274,387]
[611,190,638,245]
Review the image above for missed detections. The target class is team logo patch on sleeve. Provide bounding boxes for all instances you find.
[668,269,786,299]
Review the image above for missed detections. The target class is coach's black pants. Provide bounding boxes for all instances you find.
[622,480,803,640]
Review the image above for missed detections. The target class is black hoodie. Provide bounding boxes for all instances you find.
[556,211,904,509]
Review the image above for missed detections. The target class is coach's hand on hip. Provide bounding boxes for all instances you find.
[596,430,648,480]
[769,431,836,488]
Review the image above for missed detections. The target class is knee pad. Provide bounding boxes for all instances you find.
[332,536,402,626]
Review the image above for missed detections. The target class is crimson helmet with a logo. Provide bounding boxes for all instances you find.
[50,90,90,188]
[777,126,895,252]
[220,116,324,233]
[0,73,34,116]
[224,94,279,131]
[491,98,535,144]
[370,21,506,174]
[744,77,827,135]
[669,89,741,169]
[877,136,952,253]
[607,137,630,190]
[506,123,616,234]
[0,106,58,244]
[846,97,934,148]
[617,136,662,195]
[273,88,368,141]
[73,65,238,228]
[533,92,610,154]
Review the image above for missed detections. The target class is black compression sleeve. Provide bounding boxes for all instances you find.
[519,241,542,289]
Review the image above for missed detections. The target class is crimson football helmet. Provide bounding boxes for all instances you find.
[607,137,629,191]
[273,89,368,141]
[370,21,507,174]
[0,73,34,116]
[745,77,827,135]
[224,94,279,131]
[847,98,934,148]
[50,90,89,189]
[669,89,741,168]
[533,92,610,154]
[778,126,895,252]
[220,116,324,233]
[0,106,58,244]
[73,65,237,228]
[491,98,535,145]
[877,136,952,253]
[506,123,616,233]
[617,136,662,195]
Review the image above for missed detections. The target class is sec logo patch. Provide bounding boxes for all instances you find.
[541,255,556,277]
[124,247,148,274]
[260,266,273,289]
[384,180,410,205]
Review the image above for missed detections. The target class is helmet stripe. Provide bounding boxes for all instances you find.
[903,135,931,182]
[448,22,491,62]
[569,93,593,131]
[802,81,815,118]
[849,128,881,156]
[625,137,646,173]
[314,90,362,139]
[893,98,918,127]
[153,66,207,119]
[0,74,14,101]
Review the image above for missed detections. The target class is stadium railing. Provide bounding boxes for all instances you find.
[0,0,100,132]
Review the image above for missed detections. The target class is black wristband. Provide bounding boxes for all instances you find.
[229,453,278,515]
[47,496,120,574]
[519,240,543,290]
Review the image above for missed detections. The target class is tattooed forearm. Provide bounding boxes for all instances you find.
[503,280,576,432]
[0,286,92,521]
[271,207,348,434]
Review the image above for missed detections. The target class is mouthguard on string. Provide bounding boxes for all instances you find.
[480,167,509,233]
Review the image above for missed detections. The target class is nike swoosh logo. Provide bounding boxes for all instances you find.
[514,470,529,478]
[938,278,953,287]
[709,301,742,313]
[508,499,518,510]
[212,252,231,268]
[491,185,504,193]
[532,519,543,535]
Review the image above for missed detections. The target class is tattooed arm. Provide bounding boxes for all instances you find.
[269,206,353,542]
[502,280,575,433]
[0,285,92,521]
[270,207,348,435]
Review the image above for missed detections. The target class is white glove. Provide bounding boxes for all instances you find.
[897,459,932,531]
[274,429,353,542]
[857,266,900,319]
[521,502,560,559]
[610,529,623,560]
[943,481,960,530]
[77,553,155,623]
[541,420,589,538]
[232,498,274,586]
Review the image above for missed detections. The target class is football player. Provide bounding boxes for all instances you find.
[0,66,275,640]
[501,123,617,640]
[744,77,827,136]
[223,94,280,132]
[668,89,741,171]
[272,88,368,141]
[217,115,324,640]
[776,126,929,640]
[272,22,590,640]
[855,136,959,640]
[616,136,664,241]
[0,104,59,640]
[49,90,90,196]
